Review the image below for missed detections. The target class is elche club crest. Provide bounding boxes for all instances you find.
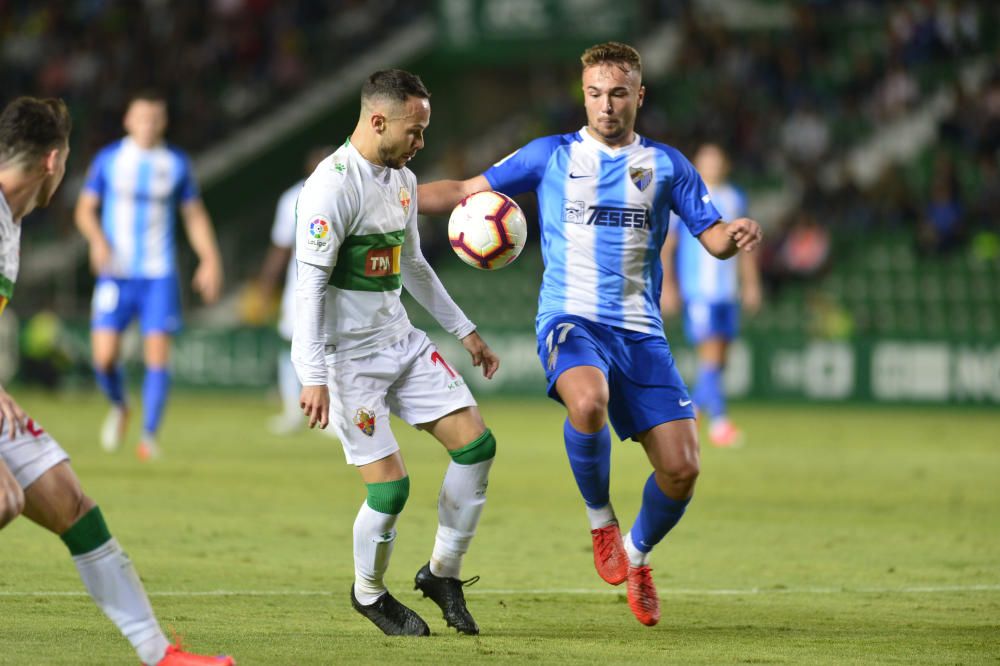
[353,407,376,436]
[629,166,653,192]
[399,187,411,214]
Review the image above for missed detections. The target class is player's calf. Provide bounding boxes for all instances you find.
[0,476,25,528]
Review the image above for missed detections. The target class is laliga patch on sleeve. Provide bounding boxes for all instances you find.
[305,215,331,251]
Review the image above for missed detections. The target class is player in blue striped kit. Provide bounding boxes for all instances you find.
[661,143,761,448]
[75,92,223,460]
[419,43,763,626]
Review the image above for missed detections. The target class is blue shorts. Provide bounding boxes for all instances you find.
[683,302,740,344]
[91,276,182,335]
[537,315,695,441]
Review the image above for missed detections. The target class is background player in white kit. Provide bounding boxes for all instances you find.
[661,143,762,447]
[75,91,224,460]
[256,146,333,435]
[0,96,233,666]
[294,70,500,636]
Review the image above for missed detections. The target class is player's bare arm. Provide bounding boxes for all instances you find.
[659,230,682,317]
[417,175,491,216]
[0,384,27,438]
[74,191,112,274]
[181,198,224,303]
[697,217,763,259]
[738,250,763,314]
[461,330,499,379]
[299,385,329,429]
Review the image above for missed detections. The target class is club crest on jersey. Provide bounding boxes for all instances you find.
[399,187,411,215]
[353,408,376,436]
[629,166,653,192]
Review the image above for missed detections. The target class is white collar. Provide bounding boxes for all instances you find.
[578,126,642,157]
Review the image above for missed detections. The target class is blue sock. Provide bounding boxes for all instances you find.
[563,419,611,508]
[693,362,725,419]
[142,367,171,436]
[630,473,691,553]
[94,366,126,406]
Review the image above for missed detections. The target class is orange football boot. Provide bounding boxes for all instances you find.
[626,565,660,626]
[590,522,628,585]
[155,643,235,665]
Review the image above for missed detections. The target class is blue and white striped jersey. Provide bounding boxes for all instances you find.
[82,137,200,278]
[484,128,721,335]
[673,183,747,304]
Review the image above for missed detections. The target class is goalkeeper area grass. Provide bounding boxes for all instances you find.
[1,391,998,664]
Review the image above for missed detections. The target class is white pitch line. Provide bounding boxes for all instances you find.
[0,584,998,598]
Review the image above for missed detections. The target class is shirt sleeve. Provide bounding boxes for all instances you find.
[174,150,200,204]
[270,185,300,249]
[401,183,477,340]
[291,259,330,386]
[294,171,355,269]
[81,150,107,198]
[667,147,722,237]
[483,135,560,196]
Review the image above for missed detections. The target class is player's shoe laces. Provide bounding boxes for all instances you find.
[413,562,480,635]
[350,585,430,636]
[154,642,235,665]
[708,420,744,448]
[100,405,129,452]
[591,522,628,585]
[626,565,660,626]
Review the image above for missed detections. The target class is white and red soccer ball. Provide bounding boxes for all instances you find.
[448,191,527,270]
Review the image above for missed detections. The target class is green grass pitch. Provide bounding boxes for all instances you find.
[1,391,998,664]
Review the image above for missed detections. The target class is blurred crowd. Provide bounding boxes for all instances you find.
[0,0,427,159]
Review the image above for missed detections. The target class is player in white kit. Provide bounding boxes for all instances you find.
[0,96,233,666]
[256,146,333,435]
[293,70,500,636]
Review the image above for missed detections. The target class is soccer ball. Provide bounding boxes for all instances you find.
[448,191,527,270]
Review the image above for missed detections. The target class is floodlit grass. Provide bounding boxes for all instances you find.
[1,391,998,664]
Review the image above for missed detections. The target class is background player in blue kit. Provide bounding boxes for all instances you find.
[661,143,761,448]
[419,42,763,626]
[75,91,224,460]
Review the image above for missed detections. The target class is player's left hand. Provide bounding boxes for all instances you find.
[193,260,224,304]
[727,217,763,252]
[461,331,500,380]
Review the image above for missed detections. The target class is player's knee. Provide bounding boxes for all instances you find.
[565,393,607,431]
[661,453,700,488]
[0,483,25,529]
[449,428,496,465]
[365,476,410,515]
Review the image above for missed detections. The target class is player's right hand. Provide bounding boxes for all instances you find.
[299,385,329,429]
[88,239,112,275]
[0,386,27,439]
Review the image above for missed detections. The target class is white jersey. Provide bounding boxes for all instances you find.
[82,137,200,278]
[292,140,475,384]
[270,179,302,341]
[0,190,20,314]
[673,183,747,304]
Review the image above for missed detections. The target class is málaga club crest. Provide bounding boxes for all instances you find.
[353,408,376,436]
[629,166,653,192]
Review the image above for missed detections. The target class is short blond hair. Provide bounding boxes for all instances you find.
[580,42,641,74]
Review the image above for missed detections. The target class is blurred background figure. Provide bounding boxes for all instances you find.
[74,91,223,461]
[253,145,332,436]
[661,144,761,448]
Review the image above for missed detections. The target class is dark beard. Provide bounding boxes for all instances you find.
[377,145,405,170]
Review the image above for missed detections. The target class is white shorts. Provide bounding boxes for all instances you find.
[0,416,70,489]
[327,329,476,466]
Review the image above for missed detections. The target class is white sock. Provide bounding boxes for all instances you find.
[585,503,617,530]
[353,501,398,605]
[622,530,650,567]
[277,352,300,417]
[72,538,169,665]
[430,458,492,579]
